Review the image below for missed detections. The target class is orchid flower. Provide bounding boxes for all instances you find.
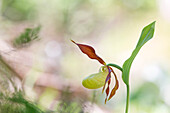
[71,40,119,103]
[71,21,155,113]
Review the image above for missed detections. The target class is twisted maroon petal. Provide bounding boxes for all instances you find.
[108,67,119,100]
[105,79,111,104]
[71,40,106,65]
[102,66,111,93]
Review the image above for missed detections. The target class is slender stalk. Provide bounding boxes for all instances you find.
[125,85,130,113]
[107,63,123,72]
[107,63,129,113]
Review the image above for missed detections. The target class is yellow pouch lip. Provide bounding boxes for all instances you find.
[82,66,109,89]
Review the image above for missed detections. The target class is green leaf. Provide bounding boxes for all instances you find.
[13,25,41,48]
[122,21,156,85]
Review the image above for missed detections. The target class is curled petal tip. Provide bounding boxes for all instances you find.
[102,86,105,93]
[102,90,104,93]
[105,99,107,104]
[71,39,76,44]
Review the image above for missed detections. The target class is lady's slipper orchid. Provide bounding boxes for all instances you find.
[71,40,119,103]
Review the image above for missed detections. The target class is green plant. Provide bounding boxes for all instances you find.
[13,25,41,48]
[72,21,155,113]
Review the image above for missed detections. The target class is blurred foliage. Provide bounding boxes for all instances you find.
[0,56,20,92]
[131,82,160,105]
[1,0,37,21]
[0,55,85,113]
[130,82,170,112]
[118,0,157,11]
[0,92,43,113]
[13,26,41,48]
[56,102,82,113]
[55,87,84,113]
[0,56,43,113]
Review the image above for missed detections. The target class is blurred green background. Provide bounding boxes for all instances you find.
[0,0,170,113]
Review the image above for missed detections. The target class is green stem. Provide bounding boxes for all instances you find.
[125,84,130,113]
[107,63,123,72]
[107,63,129,113]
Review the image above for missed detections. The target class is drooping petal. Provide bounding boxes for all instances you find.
[105,79,111,104]
[104,67,112,84]
[108,67,119,100]
[82,66,109,89]
[71,40,106,65]
[102,66,111,93]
